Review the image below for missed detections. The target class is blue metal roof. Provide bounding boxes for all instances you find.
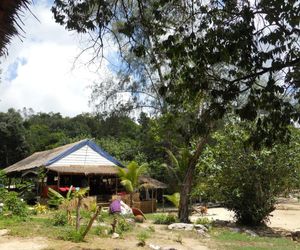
[45,139,124,168]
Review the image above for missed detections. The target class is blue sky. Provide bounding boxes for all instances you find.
[0,0,116,117]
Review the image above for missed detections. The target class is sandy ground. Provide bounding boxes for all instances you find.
[191,199,300,231]
[0,200,299,250]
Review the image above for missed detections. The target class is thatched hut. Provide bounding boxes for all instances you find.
[4,139,167,212]
[0,0,30,56]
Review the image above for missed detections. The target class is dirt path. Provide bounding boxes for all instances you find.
[0,224,209,250]
[0,236,48,250]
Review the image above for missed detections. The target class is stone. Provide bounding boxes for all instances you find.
[111,232,120,239]
[194,224,208,231]
[161,247,178,250]
[149,244,161,250]
[213,219,230,226]
[196,229,210,237]
[230,227,242,233]
[197,229,206,235]
[244,229,258,237]
[0,229,9,236]
[126,218,135,223]
[168,223,194,231]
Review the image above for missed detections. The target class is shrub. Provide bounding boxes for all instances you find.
[4,191,28,218]
[33,203,48,214]
[137,230,150,247]
[52,211,68,226]
[94,225,109,236]
[116,218,132,235]
[153,213,178,225]
[97,210,110,222]
[194,217,211,225]
[58,229,84,242]
[65,229,84,242]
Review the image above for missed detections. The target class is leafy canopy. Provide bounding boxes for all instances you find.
[51,0,300,146]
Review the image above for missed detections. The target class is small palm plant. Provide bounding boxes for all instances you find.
[118,161,147,207]
[162,148,192,189]
[163,192,180,208]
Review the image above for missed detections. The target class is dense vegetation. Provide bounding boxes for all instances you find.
[0,0,300,226]
[51,0,300,222]
[1,108,300,226]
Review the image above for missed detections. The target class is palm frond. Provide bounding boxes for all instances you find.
[163,192,180,208]
[74,187,89,198]
[121,179,134,193]
[165,148,179,169]
[118,161,145,193]
[0,0,31,56]
[48,187,65,207]
[66,185,74,200]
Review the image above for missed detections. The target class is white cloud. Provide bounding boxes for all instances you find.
[0,0,114,117]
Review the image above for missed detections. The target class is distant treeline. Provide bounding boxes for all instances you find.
[0,108,186,182]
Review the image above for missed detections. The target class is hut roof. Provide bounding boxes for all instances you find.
[0,0,30,56]
[139,176,167,189]
[4,139,124,175]
[47,165,119,175]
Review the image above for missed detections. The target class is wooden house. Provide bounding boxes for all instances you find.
[3,139,166,212]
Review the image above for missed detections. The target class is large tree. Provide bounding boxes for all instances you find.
[0,109,29,168]
[52,0,300,222]
[194,123,300,225]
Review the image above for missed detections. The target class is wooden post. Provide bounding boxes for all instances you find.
[151,189,154,213]
[57,173,60,188]
[162,189,165,212]
[155,189,157,212]
[88,175,90,195]
[8,177,11,191]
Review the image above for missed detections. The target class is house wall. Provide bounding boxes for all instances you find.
[51,145,115,166]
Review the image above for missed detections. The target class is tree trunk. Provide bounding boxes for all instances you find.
[178,137,209,222]
[76,197,82,231]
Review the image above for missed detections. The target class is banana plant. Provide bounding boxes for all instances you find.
[48,186,74,224]
[73,187,89,231]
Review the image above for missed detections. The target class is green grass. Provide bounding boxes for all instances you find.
[0,210,134,241]
[1,212,299,250]
[212,229,300,250]
[0,214,75,239]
